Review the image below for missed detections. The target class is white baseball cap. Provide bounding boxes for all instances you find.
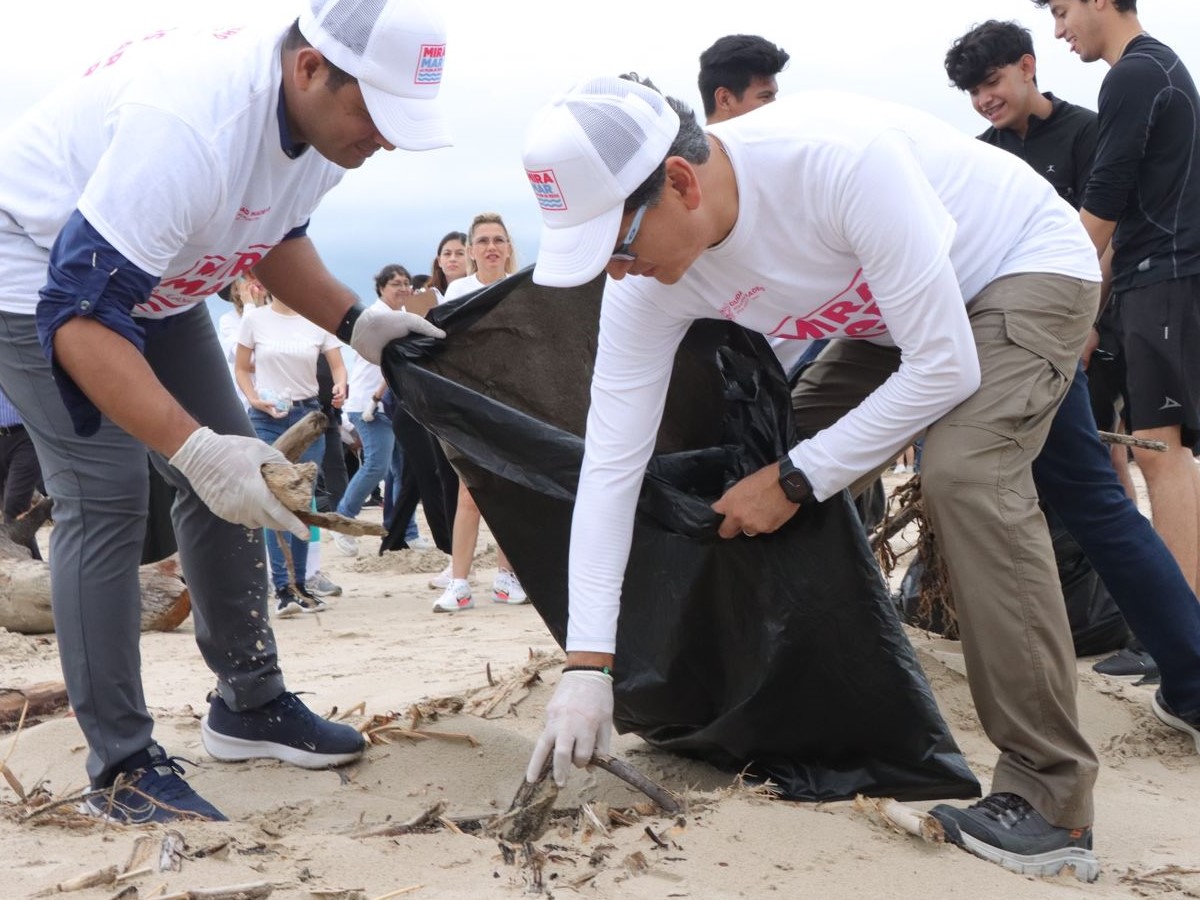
[522,76,680,287]
[299,0,451,151]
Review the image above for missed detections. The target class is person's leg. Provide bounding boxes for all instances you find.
[451,483,480,579]
[1134,425,1200,591]
[0,429,39,519]
[319,416,348,511]
[0,310,156,786]
[1117,276,1200,593]
[922,274,1098,829]
[142,308,289,704]
[386,409,456,553]
[1033,365,1200,718]
[246,407,295,592]
[337,412,394,518]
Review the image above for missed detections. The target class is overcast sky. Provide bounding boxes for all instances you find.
[7,0,1199,304]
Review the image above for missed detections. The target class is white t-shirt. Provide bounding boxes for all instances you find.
[567,91,1101,653]
[217,307,250,407]
[0,20,344,315]
[442,272,507,302]
[344,348,384,415]
[237,305,337,402]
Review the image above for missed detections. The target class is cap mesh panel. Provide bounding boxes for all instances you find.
[567,102,648,177]
[319,0,386,55]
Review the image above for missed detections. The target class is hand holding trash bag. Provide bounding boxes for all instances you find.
[712,460,801,538]
[350,303,445,365]
[526,670,614,785]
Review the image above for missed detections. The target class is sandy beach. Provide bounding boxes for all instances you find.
[2,469,1199,899]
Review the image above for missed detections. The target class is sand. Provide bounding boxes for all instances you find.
[2,469,1199,899]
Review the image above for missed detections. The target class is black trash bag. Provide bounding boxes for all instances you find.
[382,267,979,803]
[897,509,1131,657]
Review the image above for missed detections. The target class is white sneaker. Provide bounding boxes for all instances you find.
[333,532,359,557]
[433,579,474,613]
[428,564,452,590]
[492,569,528,605]
[407,535,434,551]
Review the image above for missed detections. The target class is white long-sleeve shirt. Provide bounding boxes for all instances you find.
[567,91,1100,654]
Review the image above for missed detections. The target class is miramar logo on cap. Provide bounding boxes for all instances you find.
[527,169,565,211]
[414,44,445,84]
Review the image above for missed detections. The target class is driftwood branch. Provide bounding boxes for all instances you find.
[260,413,384,538]
[590,754,683,815]
[1099,430,1167,451]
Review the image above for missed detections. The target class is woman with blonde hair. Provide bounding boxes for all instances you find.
[433,212,528,611]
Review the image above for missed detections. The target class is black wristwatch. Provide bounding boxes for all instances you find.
[778,455,815,506]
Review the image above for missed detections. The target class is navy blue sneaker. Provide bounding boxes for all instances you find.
[1152,688,1200,753]
[929,792,1099,882]
[200,691,365,769]
[1093,646,1160,684]
[85,744,227,824]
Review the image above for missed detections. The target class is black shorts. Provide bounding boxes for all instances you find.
[1111,273,1200,444]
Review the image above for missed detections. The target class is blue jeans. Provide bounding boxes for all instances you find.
[338,411,394,519]
[1033,363,1200,718]
[249,398,324,590]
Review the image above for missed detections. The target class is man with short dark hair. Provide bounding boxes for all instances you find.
[697,34,789,124]
[1030,2,1200,634]
[0,0,447,822]
[944,18,1200,686]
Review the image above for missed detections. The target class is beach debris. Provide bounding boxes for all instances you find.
[262,412,383,538]
[31,864,119,896]
[307,890,366,900]
[464,649,561,719]
[154,882,273,900]
[854,795,945,843]
[367,885,424,900]
[357,801,448,838]
[0,532,191,635]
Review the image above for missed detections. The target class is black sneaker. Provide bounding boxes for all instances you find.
[1151,688,1200,753]
[1092,646,1160,684]
[929,792,1099,882]
[275,585,325,617]
[200,691,365,769]
[85,744,227,824]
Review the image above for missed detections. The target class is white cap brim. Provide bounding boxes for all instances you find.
[532,204,624,288]
[361,82,453,151]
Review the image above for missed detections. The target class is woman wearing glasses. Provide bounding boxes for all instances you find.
[432,212,529,611]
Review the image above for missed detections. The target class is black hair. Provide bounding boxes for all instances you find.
[1030,0,1136,10]
[283,19,357,92]
[697,35,790,117]
[945,20,1035,91]
[619,74,710,214]
[374,263,412,297]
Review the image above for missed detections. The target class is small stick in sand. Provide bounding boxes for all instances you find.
[32,864,119,896]
[156,882,273,900]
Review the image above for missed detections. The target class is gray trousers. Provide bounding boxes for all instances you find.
[792,273,1100,828]
[0,305,285,786]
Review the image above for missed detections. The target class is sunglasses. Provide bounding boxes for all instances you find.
[611,203,647,260]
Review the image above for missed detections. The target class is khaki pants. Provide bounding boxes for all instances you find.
[791,273,1100,827]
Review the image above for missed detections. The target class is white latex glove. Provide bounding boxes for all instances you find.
[169,427,309,538]
[526,670,613,785]
[350,304,445,365]
[361,401,376,423]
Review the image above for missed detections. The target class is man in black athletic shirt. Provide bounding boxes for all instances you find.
[1033,0,1200,595]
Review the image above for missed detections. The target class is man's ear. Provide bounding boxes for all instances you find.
[1018,53,1038,82]
[714,86,734,113]
[291,47,326,91]
[665,157,702,211]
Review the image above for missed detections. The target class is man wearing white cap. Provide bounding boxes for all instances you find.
[0,0,448,822]
[522,75,1105,880]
